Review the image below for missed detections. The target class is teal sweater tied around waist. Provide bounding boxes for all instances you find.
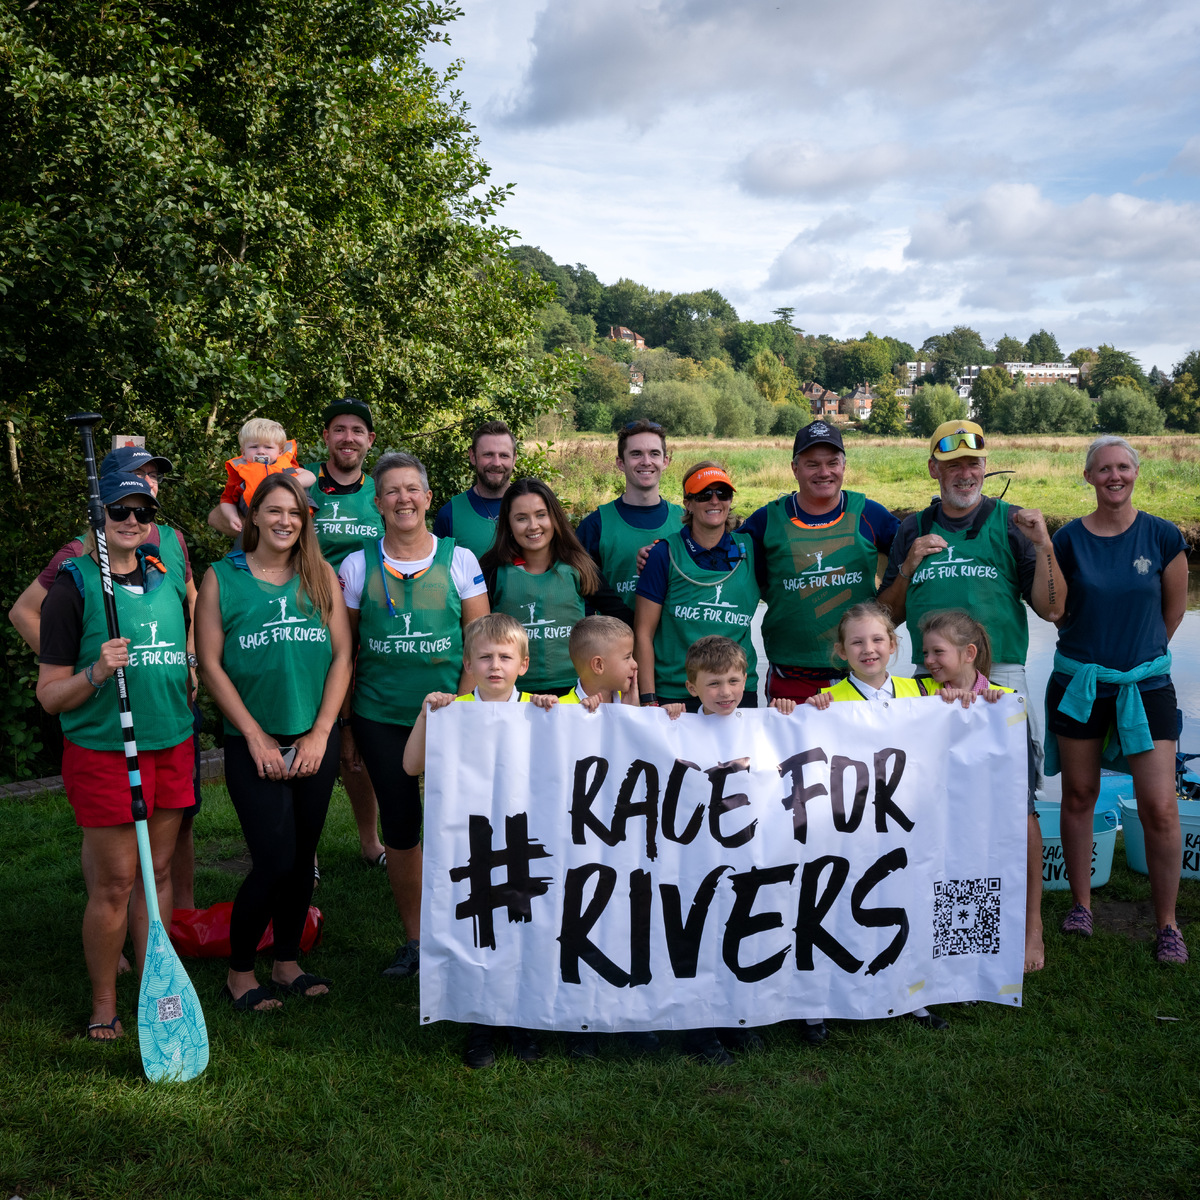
[1043,650,1173,776]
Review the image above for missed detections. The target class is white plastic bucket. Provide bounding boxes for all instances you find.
[1035,801,1118,890]
[1120,797,1200,881]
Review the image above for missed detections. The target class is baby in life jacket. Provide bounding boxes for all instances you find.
[218,418,316,535]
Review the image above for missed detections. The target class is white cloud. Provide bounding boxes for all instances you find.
[1169,134,1200,175]
[737,142,920,199]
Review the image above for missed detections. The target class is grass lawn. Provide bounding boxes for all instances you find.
[1,781,1199,1198]
[546,434,1200,540]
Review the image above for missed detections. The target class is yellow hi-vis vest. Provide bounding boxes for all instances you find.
[821,675,930,701]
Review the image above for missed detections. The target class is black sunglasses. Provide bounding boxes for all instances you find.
[688,487,733,502]
[106,503,155,525]
[622,421,664,431]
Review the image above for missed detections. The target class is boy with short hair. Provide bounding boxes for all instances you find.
[218,418,316,534]
[664,637,824,1056]
[558,615,639,710]
[403,612,556,1070]
[665,636,797,719]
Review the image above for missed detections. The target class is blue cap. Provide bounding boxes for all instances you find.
[99,473,158,507]
[100,445,174,477]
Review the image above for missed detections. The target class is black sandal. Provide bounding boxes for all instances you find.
[272,972,331,998]
[221,983,279,1012]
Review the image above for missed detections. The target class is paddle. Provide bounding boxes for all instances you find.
[68,413,210,1083]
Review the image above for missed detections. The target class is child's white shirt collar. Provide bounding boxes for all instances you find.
[473,686,521,703]
[849,674,895,702]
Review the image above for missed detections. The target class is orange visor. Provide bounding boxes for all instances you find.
[684,465,736,496]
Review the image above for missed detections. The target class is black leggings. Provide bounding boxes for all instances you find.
[225,728,339,972]
[352,715,422,850]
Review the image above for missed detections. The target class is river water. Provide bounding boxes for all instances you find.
[750,564,1200,799]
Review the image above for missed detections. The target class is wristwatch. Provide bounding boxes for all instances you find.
[639,692,659,707]
[186,653,198,669]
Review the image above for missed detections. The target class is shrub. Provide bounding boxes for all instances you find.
[625,379,716,436]
[1095,386,1166,435]
[772,404,812,437]
[908,386,967,438]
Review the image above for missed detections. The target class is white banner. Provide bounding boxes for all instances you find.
[420,697,1028,1030]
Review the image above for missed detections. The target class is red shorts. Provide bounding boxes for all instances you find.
[765,668,845,702]
[61,737,195,828]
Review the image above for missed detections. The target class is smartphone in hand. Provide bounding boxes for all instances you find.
[279,746,297,772]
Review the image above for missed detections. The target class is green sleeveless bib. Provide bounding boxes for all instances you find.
[448,490,500,562]
[761,492,879,670]
[652,531,760,698]
[212,556,334,736]
[493,561,584,691]
[354,537,463,727]
[903,499,1028,666]
[59,556,191,752]
[306,465,384,568]
[72,523,185,581]
[596,499,685,610]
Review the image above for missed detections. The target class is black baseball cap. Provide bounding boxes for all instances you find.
[793,420,845,457]
[100,445,174,477]
[99,473,159,507]
[322,396,374,431]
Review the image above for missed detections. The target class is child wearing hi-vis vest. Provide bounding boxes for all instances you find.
[218,418,316,535]
[919,608,1045,975]
[403,613,558,1070]
[806,601,952,1030]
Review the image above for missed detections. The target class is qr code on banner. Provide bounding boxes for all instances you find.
[932,878,1001,957]
[157,994,183,1023]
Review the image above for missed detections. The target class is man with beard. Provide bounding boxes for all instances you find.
[305,397,387,867]
[876,419,1065,972]
[431,420,516,561]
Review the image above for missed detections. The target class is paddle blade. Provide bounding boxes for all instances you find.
[138,917,210,1082]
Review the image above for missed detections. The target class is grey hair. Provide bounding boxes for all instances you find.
[372,451,429,492]
[1085,435,1139,473]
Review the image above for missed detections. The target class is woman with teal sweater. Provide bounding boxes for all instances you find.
[1049,436,1189,963]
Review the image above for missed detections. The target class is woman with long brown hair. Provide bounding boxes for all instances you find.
[480,478,630,695]
[195,474,352,1011]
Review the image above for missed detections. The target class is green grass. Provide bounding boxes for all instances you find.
[2,784,1199,1198]
[547,434,1200,538]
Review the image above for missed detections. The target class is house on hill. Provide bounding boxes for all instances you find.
[800,381,839,418]
[607,325,646,349]
[841,384,874,419]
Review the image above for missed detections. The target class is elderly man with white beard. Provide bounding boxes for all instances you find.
[877,419,1066,973]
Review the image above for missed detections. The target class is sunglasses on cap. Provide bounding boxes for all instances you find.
[935,432,985,454]
[106,504,156,524]
[688,486,734,502]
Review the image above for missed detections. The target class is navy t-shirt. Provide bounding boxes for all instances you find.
[1052,511,1187,693]
[637,528,749,605]
[739,492,898,589]
[431,488,503,538]
[576,497,675,562]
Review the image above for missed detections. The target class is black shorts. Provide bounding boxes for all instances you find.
[1047,677,1178,742]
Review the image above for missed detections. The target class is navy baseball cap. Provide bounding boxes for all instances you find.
[322,396,374,431]
[99,473,159,507]
[100,445,174,477]
[793,420,845,457]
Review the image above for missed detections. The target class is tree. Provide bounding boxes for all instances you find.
[629,380,716,437]
[0,0,571,520]
[840,335,895,386]
[1174,349,1200,379]
[1068,347,1098,368]
[924,326,992,383]
[969,366,1016,430]
[724,322,774,368]
[1095,387,1165,435]
[748,348,801,405]
[908,385,968,438]
[1024,329,1063,363]
[991,382,1095,434]
[994,335,1027,364]
[1087,345,1147,396]
[1161,373,1200,432]
[573,353,629,431]
[510,246,577,309]
[864,393,906,436]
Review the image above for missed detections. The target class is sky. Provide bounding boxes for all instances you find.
[423,0,1200,371]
